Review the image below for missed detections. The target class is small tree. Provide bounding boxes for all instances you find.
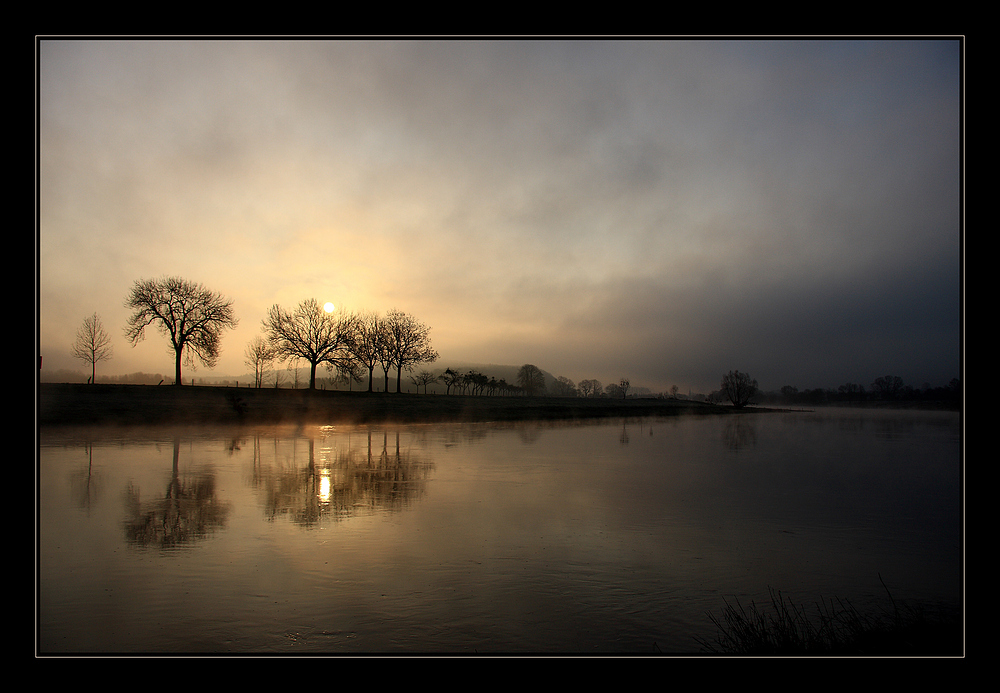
[72,312,113,383]
[244,335,275,388]
[439,367,464,395]
[124,277,238,386]
[409,370,439,394]
[619,377,631,399]
[721,370,758,408]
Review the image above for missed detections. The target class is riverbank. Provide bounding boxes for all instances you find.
[38,383,740,427]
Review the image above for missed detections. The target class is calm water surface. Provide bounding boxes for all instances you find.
[38,407,962,654]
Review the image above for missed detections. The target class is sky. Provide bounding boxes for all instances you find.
[37,38,963,394]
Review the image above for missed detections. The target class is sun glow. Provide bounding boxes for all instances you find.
[324,302,335,313]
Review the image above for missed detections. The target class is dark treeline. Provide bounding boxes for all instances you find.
[752,376,961,408]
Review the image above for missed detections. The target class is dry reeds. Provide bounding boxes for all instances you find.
[695,578,961,656]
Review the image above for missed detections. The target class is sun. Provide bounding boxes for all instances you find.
[323,302,335,313]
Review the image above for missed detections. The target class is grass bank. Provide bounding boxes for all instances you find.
[38,383,738,427]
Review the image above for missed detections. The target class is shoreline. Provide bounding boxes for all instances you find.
[38,382,744,427]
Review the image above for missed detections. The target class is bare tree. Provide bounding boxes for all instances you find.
[349,311,386,392]
[261,299,357,390]
[384,309,439,395]
[124,277,238,386]
[409,370,439,394]
[619,377,631,399]
[721,370,758,408]
[244,335,275,388]
[517,364,546,396]
[578,379,602,398]
[332,360,366,391]
[72,312,113,383]
[439,367,464,395]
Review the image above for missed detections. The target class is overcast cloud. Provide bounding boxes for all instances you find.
[38,38,962,393]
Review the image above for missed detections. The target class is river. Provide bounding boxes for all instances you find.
[37,407,962,655]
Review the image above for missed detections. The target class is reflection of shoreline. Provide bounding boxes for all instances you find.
[39,382,736,427]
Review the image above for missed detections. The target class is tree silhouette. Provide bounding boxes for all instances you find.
[384,309,438,395]
[517,364,546,396]
[721,370,758,408]
[124,277,237,386]
[618,377,631,399]
[550,376,578,397]
[440,367,464,395]
[409,370,439,394]
[244,335,275,388]
[261,299,357,390]
[870,375,904,400]
[72,312,113,384]
[349,311,386,392]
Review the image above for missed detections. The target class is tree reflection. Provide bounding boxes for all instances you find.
[122,437,231,549]
[69,441,101,512]
[250,429,433,527]
[722,416,758,451]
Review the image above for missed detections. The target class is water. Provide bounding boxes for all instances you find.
[37,407,962,655]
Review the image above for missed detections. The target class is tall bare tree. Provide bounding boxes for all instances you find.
[72,312,113,383]
[261,299,357,390]
[383,309,438,395]
[124,277,238,386]
[349,311,386,392]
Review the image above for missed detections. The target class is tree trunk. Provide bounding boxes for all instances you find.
[309,361,318,390]
[175,349,183,385]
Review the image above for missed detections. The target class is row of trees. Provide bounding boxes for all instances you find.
[411,368,636,400]
[251,301,438,391]
[73,277,957,405]
[71,277,438,390]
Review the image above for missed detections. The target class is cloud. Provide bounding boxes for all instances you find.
[38,39,961,393]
